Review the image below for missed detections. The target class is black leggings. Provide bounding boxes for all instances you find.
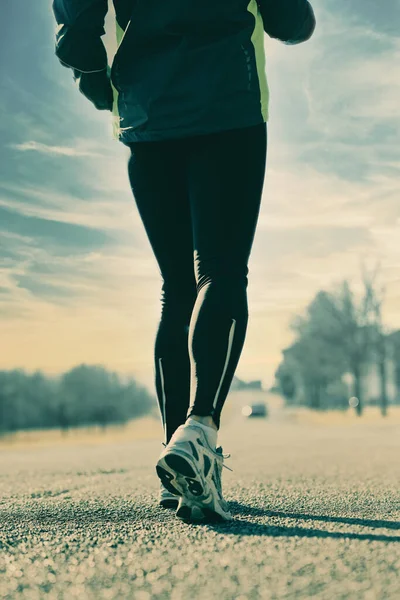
[127,122,267,442]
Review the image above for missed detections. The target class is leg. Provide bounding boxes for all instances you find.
[186,122,267,429]
[127,139,197,443]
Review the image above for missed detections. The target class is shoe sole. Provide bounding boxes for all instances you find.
[156,451,231,523]
[155,462,182,497]
[159,498,179,509]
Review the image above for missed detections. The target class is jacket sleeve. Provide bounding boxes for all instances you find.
[52,0,109,73]
[257,0,316,45]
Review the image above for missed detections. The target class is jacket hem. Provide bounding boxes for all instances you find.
[115,114,268,145]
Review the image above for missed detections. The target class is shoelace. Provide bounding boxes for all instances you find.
[216,447,233,472]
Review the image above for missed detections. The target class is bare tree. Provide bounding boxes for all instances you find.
[362,263,390,416]
[291,285,370,415]
[290,265,389,415]
[387,331,400,400]
[276,263,393,416]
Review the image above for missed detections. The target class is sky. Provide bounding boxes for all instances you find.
[0,0,399,392]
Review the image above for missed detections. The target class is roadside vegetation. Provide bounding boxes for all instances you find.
[275,265,400,416]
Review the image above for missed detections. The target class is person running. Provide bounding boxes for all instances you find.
[52,0,316,522]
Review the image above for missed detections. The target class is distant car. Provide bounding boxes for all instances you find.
[242,403,268,418]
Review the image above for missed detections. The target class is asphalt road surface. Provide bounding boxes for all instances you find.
[1,415,400,599]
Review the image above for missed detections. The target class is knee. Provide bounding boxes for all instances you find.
[195,259,249,294]
[160,278,197,316]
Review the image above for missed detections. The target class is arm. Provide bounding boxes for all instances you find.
[52,0,109,72]
[257,0,316,45]
[52,0,113,110]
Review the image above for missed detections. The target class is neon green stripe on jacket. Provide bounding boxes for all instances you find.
[248,0,269,122]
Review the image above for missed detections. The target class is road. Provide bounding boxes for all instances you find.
[1,414,400,599]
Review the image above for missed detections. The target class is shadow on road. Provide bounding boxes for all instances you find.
[204,501,400,542]
[230,502,400,530]
[3,500,400,543]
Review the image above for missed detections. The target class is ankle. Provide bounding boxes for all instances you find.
[188,414,218,432]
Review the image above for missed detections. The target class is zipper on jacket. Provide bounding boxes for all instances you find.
[240,43,253,91]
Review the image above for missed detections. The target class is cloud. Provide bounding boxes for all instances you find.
[323,0,400,37]
[266,2,400,189]
[0,224,160,316]
[10,141,104,157]
[304,37,400,137]
[0,236,162,385]
[0,205,111,253]
[0,163,142,238]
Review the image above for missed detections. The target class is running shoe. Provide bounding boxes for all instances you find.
[156,422,232,522]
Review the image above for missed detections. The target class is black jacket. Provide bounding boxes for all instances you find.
[52,0,316,145]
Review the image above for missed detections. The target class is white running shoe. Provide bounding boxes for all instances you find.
[156,422,232,522]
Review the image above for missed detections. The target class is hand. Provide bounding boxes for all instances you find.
[73,68,113,111]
